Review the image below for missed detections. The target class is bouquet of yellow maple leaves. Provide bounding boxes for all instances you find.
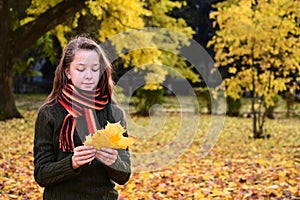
[84,121,135,149]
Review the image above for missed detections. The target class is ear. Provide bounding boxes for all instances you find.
[65,68,71,79]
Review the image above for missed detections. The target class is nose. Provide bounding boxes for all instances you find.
[85,69,93,79]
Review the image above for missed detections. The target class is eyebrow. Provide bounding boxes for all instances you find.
[75,63,100,66]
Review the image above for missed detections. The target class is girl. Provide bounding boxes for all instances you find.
[34,36,131,199]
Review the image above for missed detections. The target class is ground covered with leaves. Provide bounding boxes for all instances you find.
[0,103,299,199]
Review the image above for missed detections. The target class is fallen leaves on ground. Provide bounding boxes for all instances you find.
[0,110,299,199]
[117,114,300,199]
[0,111,42,200]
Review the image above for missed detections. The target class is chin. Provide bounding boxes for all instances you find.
[80,84,96,91]
[82,87,93,91]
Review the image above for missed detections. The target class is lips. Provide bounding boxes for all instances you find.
[82,83,94,87]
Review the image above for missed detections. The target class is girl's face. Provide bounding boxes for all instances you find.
[65,49,101,91]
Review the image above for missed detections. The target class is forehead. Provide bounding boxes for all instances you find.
[73,49,100,63]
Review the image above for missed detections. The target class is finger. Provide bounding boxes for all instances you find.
[75,153,96,161]
[74,147,96,156]
[84,146,96,151]
[100,147,118,155]
[74,148,96,160]
[75,156,95,166]
[96,154,106,162]
[75,145,95,152]
[83,156,95,164]
[96,154,115,166]
[76,155,95,162]
[73,154,95,167]
[96,150,116,159]
[96,151,117,163]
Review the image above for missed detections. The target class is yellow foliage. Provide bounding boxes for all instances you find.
[22,0,196,89]
[84,121,135,149]
[26,0,62,17]
[228,67,237,74]
[54,25,71,47]
[209,0,300,107]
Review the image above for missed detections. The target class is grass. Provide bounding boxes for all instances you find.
[14,94,47,111]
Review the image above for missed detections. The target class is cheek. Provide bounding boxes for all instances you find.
[94,72,101,80]
[70,72,81,82]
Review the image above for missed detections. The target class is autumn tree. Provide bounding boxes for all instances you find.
[112,0,197,115]
[208,0,300,138]
[0,0,195,120]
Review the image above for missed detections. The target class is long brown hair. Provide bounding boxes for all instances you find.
[45,36,115,105]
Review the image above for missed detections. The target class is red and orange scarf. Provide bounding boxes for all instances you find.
[58,84,109,152]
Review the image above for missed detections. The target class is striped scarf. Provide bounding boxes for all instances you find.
[58,84,109,152]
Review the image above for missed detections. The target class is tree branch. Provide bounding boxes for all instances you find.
[11,0,86,58]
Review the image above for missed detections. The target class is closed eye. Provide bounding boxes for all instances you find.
[76,67,85,72]
[92,65,100,72]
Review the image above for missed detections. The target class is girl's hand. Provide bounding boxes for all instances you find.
[96,147,118,166]
[72,146,96,170]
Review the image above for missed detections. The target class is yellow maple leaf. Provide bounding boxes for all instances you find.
[117,136,136,149]
[84,121,135,149]
[84,130,115,149]
[102,122,125,140]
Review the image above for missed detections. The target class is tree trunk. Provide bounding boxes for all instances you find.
[0,0,86,120]
[253,112,264,139]
[0,68,22,120]
[252,97,268,139]
[285,92,294,118]
[0,0,22,119]
[251,97,259,138]
[250,64,264,139]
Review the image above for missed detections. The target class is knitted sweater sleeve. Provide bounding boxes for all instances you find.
[34,106,79,187]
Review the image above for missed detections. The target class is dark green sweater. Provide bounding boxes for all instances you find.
[34,101,131,200]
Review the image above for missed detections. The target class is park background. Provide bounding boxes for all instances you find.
[0,0,300,199]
